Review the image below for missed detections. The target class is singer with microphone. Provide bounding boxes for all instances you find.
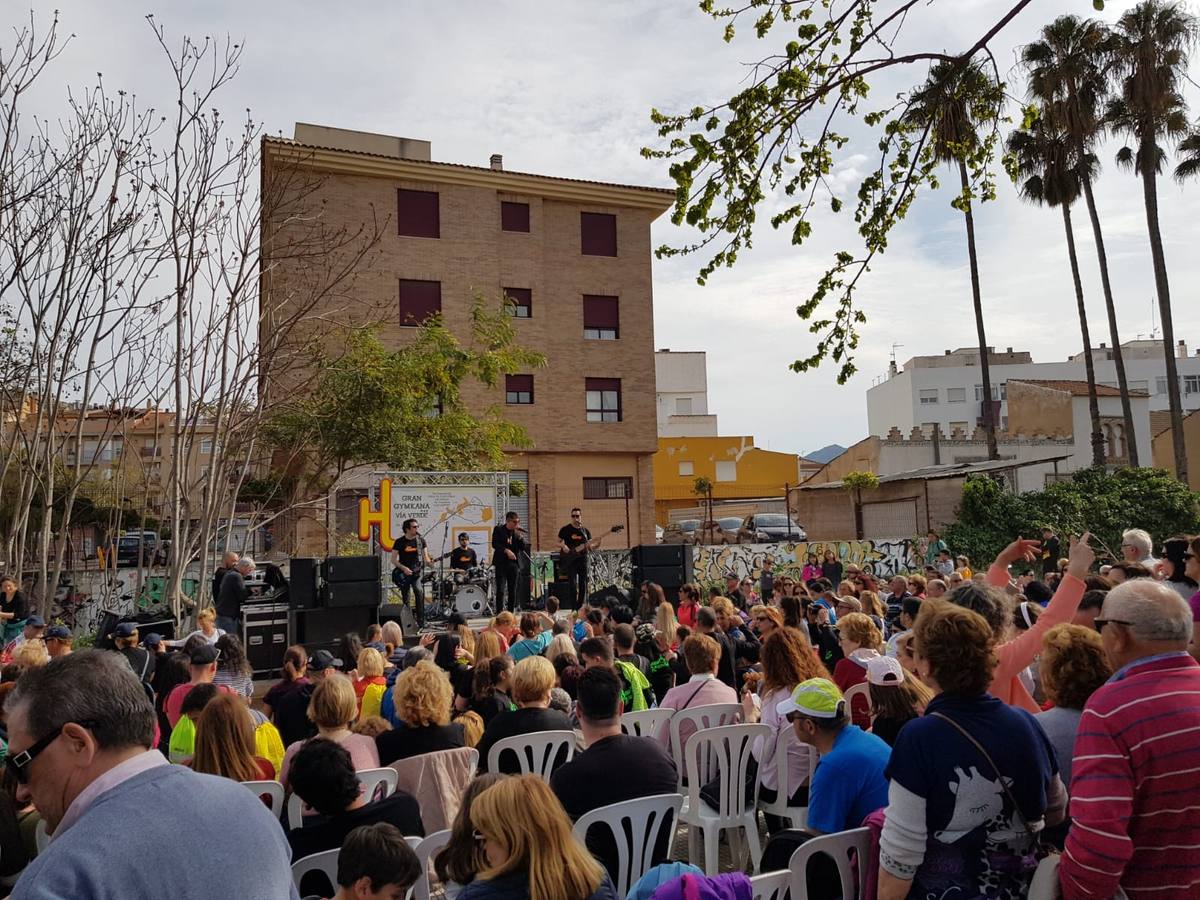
[491,511,527,613]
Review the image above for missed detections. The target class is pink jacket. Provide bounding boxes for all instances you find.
[656,676,739,761]
[986,565,1084,712]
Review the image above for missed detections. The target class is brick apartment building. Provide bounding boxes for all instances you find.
[260,124,674,552]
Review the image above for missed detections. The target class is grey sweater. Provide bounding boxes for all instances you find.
[13,763,298,900]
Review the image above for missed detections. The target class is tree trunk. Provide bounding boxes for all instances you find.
[1140,139,1187,482]
[1062,203,1105,468]
[1080,174,1138,465]
[959,160,998,459]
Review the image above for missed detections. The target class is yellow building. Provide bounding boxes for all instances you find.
[653,435,815,523]
[1152,408,1200,490]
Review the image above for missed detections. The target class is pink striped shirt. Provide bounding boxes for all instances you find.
[1060,652,1200,899]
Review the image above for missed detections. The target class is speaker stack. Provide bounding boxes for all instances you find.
[291,555,382,648]
[631,544,693,605]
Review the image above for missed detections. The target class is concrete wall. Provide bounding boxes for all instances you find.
[790,476,966,540]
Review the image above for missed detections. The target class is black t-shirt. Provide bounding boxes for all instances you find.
[0,591,28,622]
[375,722,465,766]
[270,680,317,747]
[289,791,425,893]
[491,525,527,567]
[119,646,155,684]
[550,735,678,882]
[393,535,425,574]
[449,547,477,570]
[558,524,591,554]
[475,707,574,773]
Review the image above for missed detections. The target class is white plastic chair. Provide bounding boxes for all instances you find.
[292,848,339,896]
[288,766,399,828]
[680,722,771,875]
[667,702,742,790]
[787,827,872,900]
[622,708,674,740]
[842,682,872,728]
[749,869,790,900]
[241,779,285,818]
[404,835,421,849]
[756,730,818,830]
[407,829,451,900]
[487,729,575,781]
[571,793,684,897]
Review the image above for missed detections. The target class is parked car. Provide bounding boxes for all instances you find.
[661,519,700,544]
[694,519,739,545]
[115,532,164,567]
[737,513,807,543]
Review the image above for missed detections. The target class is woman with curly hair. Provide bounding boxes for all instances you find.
[740,627,827,833]
[1035,624,1112,784]
[213,633,253,702]
[877,601,1066,900]
[376,659,464,765]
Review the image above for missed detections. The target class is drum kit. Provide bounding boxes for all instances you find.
[423,566,493,619]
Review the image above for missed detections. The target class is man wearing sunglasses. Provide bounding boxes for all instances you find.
[4,651,297,899]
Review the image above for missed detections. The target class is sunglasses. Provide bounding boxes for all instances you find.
[7,720,100,784]
[1094,618,1133,632]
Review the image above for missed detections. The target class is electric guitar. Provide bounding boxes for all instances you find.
[559,524,625,565]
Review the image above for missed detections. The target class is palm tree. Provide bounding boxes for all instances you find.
[903,60,1005,460]
[1007,114,1106,467]
[1021,15,1140,465]
[1176,129,1200,180]
[1106,0,1197,483]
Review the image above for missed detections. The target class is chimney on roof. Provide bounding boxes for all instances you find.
[1100,342,1106,348]
[1006,347,1013,353]
[944,350,951,356]
[889,359,898,377]
[1179,339,1187,358]
[490,154,503,171]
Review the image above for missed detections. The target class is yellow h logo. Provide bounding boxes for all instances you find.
[358,477,398,550]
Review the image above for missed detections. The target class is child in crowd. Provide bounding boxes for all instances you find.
[866,655,932,746]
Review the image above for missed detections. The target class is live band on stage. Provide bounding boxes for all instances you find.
[389,508,624,627]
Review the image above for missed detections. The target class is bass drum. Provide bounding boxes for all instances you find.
[453,583,488,617]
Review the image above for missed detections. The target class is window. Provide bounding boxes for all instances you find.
[501,201,530,233]
[583,295,619,340]
[919,389,939,405]
[580,212,617,256]
[949,421,969,434]
[199,439,213,454]
[678,461,694,476]
[504,287,532,318]
[1156,376,1168,395]
[583,477,632,499]
[398,279,441,325]
[1185,375,1200,395]
[715,461,737,482]
[1000,382,1007,400]
[974,384,1000,402]
[946,387,966,403]
[675,397,693,415]
[585,378,621,422]
[1129,380,1149,393]
[505,374,534,405]
[396,189,439,238]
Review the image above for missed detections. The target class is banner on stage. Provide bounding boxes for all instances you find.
[358,475,505,561]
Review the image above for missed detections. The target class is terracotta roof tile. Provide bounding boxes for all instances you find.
[1010,379,1148,398]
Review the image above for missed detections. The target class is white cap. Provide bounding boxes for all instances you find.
[866,654,906,686]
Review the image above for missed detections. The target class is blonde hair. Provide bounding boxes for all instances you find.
[493,611,517,631]
[352,715,393,738]
[456,624,476,658]
[859,591,886,618]
[837,612,883,651]
[197,608,216,625]
[12,639,49,669]
[381,620,404,653]
[307,673,358,729]
[543,633,577,665]
[710,596,735,617]
[394,660,453,727]
[474,630,504,666]
[357,647,385,679]
[510,656,555,704]
[655,602,678,648]
[471,775,604,900]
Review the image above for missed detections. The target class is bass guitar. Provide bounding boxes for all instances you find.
[559,524,625,565]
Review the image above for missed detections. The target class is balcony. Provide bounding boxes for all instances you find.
[139,446,162,458]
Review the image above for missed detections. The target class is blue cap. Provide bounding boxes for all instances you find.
[45,625,72,640]
[112,622,138,638]
[143,632,163,647]
[25,615,45,628]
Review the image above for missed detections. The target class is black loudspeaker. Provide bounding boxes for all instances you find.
[320,580,380,608]
[94,611,175,650]
[322,556,381,583]
[296,606,377,645]
[549,582,573,604]
[587,585,626,607]
[379,603,418,638]
[289,558,320,610]
[631,543,690,569]
[550,553,570,582]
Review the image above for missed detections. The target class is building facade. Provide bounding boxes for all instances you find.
[655,349,718,436]
[866,340,1200,441]
[261,124,673,553]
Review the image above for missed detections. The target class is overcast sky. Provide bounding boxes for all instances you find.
[18,0,1200,455]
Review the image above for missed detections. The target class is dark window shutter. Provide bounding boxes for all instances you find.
[585,377,621,393]
[506,374,533,393]
[504,287,532,317]
[582,295,619,329]
[580,212,617,256]
[397,189,440,238]
[501,202,530,233]
[398,279,442,325]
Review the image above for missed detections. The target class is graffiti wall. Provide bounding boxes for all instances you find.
[532,538,919,597]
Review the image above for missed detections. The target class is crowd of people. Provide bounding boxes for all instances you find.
[0,525,1196,898]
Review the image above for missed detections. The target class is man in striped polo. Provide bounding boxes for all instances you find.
[1061,579,1200,899]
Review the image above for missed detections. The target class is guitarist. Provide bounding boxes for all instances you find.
[558,508,602,609]
[391,518,433,626]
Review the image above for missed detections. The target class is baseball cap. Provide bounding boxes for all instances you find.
[25,615,45,628]
[45,625,72,640]
[112,622,138,638]
[776,678,846,719]
[143,632,163,648]
[867,655,906,686]
[309,649,343,671]
[189,644,220,665]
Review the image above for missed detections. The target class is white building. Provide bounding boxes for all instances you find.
[866,340,1200,442]
[655,349,719,436]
